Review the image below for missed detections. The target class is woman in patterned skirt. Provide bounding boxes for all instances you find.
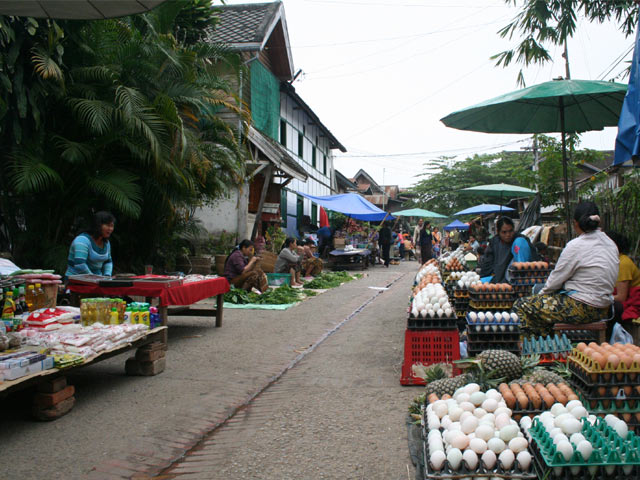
[514,202,619,336]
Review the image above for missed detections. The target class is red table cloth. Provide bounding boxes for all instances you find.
[67,278,229,306]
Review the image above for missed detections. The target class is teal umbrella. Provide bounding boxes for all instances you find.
[441,79,627,233]
[461,183,536,197]
[392,208,447,218]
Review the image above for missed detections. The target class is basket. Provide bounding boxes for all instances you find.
[400,329,460,385]
[266,273,291,287]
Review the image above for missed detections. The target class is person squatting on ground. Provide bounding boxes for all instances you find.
[302,238,323,277]
[224,239,268,292]
[480,216,538,284]
[514,202,619,336]
[274,237,303,286]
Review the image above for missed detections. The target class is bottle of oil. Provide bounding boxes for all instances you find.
[34,283,46,310]
[25,284,36,312]
[2,290,16,320]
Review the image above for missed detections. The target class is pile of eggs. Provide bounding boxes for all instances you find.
[468,311,519,331]
[416,264,441,284]
[575,341,640,371]
[425,384,532,473]
[411,284,453,319]
[511,261,550,271]
[449,271,481,289]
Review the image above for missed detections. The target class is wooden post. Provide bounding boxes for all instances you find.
[251,165,273,241]
[216,293,224,328]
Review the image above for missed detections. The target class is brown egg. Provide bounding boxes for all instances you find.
[592,352,606,369]
[577,342,587,352]
[608,354,621,369]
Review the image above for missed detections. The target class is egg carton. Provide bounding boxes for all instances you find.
[568,357,640,385]
[422,440,537,480]
[468,344,520,357]
[561,329,599,344]
[508,266,554,278]
[579,396,640,415]
[469,300,515,310]
[521,334,572,356]
[510,277,548,287]
[469,291,516,301]
[408,316,459,330]
[571,375,640,401]
[531,448,638,480]
[528,416,640,472]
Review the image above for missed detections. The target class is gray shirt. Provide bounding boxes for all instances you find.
[275,247,301,273]
[541,229,619,308]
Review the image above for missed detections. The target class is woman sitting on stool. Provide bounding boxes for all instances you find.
[514,201,618,336]
[275,237,303,286]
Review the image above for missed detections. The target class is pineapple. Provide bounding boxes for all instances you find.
[425,374,470,397]
[475,350,522,382]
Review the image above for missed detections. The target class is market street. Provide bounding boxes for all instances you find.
[1,261,418,479]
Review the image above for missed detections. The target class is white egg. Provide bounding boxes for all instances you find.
[484,325,491,332]
[494,312,502,322]
[479,413,495,425]
[474,408,487,419]
[605,414,619,427]
[469,437,488,455]
[419,309,427,318]
[570,406,588,420]
[478,312,485,322]
[482,398,498,413]
[459,401,475,412]
[475,424,495,441]
[502,311,510,318]
[569,433,586,445]
[460,411,473,423]
[447,448,463,471]
[429,438,444,452]
[561,417,582,435]
[470,391,487,406]
[510,312,518,322]
[445,307,453,317]
[539,411,554,423]
[437,308,444,318]
[553,433,569,445]
[614,420,629,438]
[499,425,520,443]
[550,403,568,417]
[486,312,494,321]
[508,437,528,454]
[576,440,593,461]
[498,449,515,470]
[411,306,419,317]
[458,280,465,289]
[427,309,435,318]
[462,449,478,470]
[487,437,506,454]
[462,416,479,434]
[587,415,597,426]
[495,413,510,430]
[456,392,471,404]
[427,414,440,430]
[519,416,532,431]
[494,407,511,418]
[449,406,464,422]
[556,440,573,461]
[565,400,583,412]
[468,312,477,322]
[441,416,453,430]
[430,450,447,471]
[449,421,461,431]
[433,401,448,419]
[516,451,532,471]
[428,429,442,441]
[450,432,470,450]
[485,389,501,401]
[481,449,497,469]
[464,383,481,394]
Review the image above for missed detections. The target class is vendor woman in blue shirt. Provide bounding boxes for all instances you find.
[65,211,115,278]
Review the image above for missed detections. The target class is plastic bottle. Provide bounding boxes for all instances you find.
[18,285,28,313]
[34,283,45,310]
[124,306,132,324]
[149,306,159,329]
[2,290,16,320]
[110,307,119,325]
[12,288,23,315]
[131,307,139,325]
[25,285,36,312]
[139,304,150,327]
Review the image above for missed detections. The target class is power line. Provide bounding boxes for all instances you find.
[300,0,505,8]
[335,139,530,158]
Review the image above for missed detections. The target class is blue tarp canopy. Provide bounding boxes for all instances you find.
[454,204,515,216]
[443,219,470,231]
[297,192,394,221]
[615,24,640,165]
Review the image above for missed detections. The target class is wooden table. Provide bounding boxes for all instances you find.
[328,249,371,271]
[67,277,230,344]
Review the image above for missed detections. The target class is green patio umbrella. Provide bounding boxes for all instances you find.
[0,1,166,19]
[441,78,627,233]
[460,183,536,213]
[392,207,447,218]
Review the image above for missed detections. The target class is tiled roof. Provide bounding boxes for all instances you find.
[205,2,281,47]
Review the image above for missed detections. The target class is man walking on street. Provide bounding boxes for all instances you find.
[379,221,392,267]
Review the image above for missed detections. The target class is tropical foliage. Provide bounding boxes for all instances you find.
[494,0,638,85]
[0,1,249,272]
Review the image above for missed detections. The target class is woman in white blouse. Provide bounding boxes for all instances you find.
[514,201,619,336]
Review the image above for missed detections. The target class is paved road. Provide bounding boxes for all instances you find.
[0,260,419,479]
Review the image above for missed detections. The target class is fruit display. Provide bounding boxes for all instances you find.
[523,408,640,478]
[499,382,579,417]
[423,385,535,478]
[521,334,572,362]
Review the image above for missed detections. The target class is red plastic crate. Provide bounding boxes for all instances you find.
[400,329,460,386]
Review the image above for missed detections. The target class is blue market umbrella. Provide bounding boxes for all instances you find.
[615,24,640,165]
[454,204,515,216]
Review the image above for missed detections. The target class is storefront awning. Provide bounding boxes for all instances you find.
[247,126,307,182]
[0,1,166,19]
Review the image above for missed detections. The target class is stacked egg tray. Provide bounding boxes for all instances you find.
[561,329,599,344]
[500,383,580,422]
[468,342,520,357]
[407,313,459,330]
[508,265,553,287]
[421,440,536,480]
[466,315,520,349]
[468,291,515,311]
[529,416,640,479]
[512,284,534,298]
[521,334,572,363]
[569,350,640,385]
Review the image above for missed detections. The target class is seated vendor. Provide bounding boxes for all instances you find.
[65,211,115,278]
[302,238,323,277]
[514,202,618,336]
[607,231,640,322]
[274,237,303,286]
[223,240,268,292]
[479,217,537,283]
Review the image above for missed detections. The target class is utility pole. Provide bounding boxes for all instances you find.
[563,40,575,239]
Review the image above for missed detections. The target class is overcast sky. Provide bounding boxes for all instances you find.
[222,0,634,188]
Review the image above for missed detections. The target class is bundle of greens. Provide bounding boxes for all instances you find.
[224,285,307,305]
[302,271,355,289]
